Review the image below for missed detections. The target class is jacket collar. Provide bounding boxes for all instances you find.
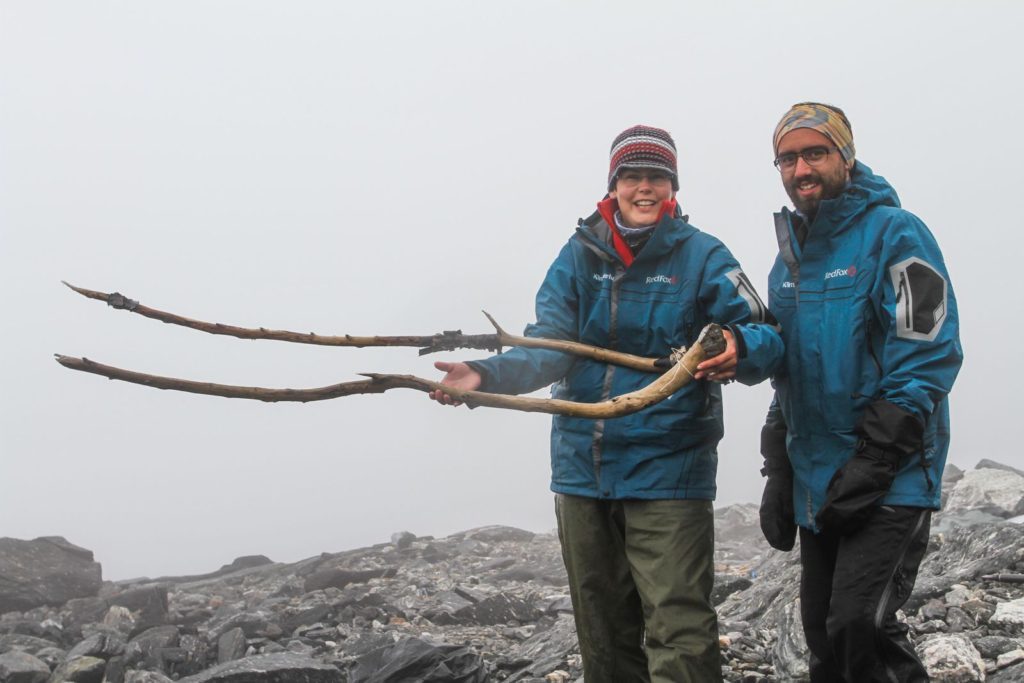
[773,160,901,261]
[581,197,687,267]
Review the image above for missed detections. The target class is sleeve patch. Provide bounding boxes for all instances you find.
[726,268,770,324]
[889,257,948,341]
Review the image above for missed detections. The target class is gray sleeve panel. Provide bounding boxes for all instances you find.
[726,268,769,324]
[889,256,948,342]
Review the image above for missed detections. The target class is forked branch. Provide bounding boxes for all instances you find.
[55,325,725,418]
[62,282,666,372]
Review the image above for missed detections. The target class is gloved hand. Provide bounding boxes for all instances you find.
[816,399,924,535]
[759,421,796,551]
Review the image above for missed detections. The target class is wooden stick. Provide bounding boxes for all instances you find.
[54,325,724,418]
[63,282,667,372]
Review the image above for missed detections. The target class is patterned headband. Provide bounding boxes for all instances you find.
[773,103,855,168]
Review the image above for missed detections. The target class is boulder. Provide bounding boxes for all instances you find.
[976,459,1024,477]
[123,672,174,683]
[770,597,809,681]
[0,650,49,683]
[945,469,1024,518]
[216,628,246,665]
[918,633,986,682]
[349,636,485,683]
[0,634,58,656]
[177,652,342,682]
[48,655,105,683]
[0,538,102,614]
[990,598,1024,635]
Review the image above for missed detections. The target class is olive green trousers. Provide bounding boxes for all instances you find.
[554,494,722,683]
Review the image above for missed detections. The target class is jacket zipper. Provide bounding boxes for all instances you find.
[591,267,624,491]
[897,271,911,328]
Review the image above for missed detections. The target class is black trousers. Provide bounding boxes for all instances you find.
[799,506,931,683]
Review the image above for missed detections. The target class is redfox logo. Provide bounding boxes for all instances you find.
[646,275,678,285]
[825,266,857,280]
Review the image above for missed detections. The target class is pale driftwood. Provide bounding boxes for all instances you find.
[63,281,666,372]
[54,325,725,418]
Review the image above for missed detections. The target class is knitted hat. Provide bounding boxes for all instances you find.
[773,102,856,169]
[608,125,679,191]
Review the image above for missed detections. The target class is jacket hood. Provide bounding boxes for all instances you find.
[808,160,902,227]
[845,160,901,210]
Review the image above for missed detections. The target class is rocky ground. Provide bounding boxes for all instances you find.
[3,459,1024,682]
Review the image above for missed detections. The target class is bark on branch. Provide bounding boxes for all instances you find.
[55,325,725,418]
[63,281,665,372]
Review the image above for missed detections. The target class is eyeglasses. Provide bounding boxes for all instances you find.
[773,145,837,171]
[616,170,673,188]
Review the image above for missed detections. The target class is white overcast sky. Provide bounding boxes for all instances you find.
[2,1,1020,580]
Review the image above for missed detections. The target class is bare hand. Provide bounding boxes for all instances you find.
[429,361,482,406]
[694,329,738,382]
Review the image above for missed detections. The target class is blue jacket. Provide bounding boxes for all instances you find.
[470,199,783,501]
[767,162,963,529]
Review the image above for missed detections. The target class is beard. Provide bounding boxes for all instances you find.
[785,164,849,217]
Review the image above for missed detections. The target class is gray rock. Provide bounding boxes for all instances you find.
[503,615,578,681]
[48,655,105,683]
[990,661,1024,683]
[390,532,416,550]
[976,459,1024,478]
[0,537,102,614]
[349,636,484,683]
[108,586,168,637]
[972,634,1022,659]
[303,568,388,593]
[911,522,1024,611]
[123,626,179,672]
[0,634,59,656]
[206,611,278,642]
[920,598,948,621]
[122,672,174,683]
[946,469,1024,518]
[461,526,536,544]
[66,632,125,661]
[454,592,540,626]
[770,597,809,681]
[216,628,246,665]
[178,652,342,683]
[0,650,49,683]
[711,574,753,606]
[31,647,64,670]
[918,633,985,682]
[991,598,1024,635]
[944,606,975,633]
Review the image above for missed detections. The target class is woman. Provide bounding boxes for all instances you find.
[431,125,782,683]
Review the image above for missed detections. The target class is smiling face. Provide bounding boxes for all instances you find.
[609,168,675,228]
[777,128,850,217]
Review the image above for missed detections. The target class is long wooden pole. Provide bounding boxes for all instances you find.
[63,282,666,372]
[55,325,724,418]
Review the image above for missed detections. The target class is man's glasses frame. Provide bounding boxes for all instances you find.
[773,145,838,171]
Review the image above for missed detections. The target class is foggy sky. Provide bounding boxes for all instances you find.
[2,1,1020,580]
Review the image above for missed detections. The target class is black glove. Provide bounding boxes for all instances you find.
[759,420,796,551]
[816,399,924,535]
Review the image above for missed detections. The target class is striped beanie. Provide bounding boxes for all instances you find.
[773,102,856,169]
[608,125,679,191]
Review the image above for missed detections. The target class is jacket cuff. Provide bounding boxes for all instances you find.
[723,324,747,358]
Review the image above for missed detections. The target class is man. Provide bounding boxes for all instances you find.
[431,125,783,682]
[759,102,963,682]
